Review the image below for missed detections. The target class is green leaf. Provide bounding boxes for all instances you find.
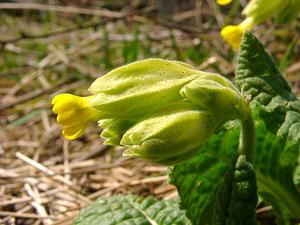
[250,117,299,225]
[236,32,300,224]
[169,124,240,225]
[236,31,300,171]
[171,116,299,225]
[170,124,258,225]
[211,152,258,225]
[73,195,191,225]
[225,154,257,225]
[170,32,300,225]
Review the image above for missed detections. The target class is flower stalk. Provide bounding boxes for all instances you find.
[239,113,255,162]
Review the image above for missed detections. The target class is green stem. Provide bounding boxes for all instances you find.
[239,113,255,162]
[224,0,240,26]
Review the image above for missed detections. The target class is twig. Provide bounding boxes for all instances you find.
[134,14,218,40]
[0,3,124,18]
[0,66,32,77]
[0,211,55,219]
[0,21,106,45]
[0,79,84,111]
[24,183,52,225]
[16,152,73,187]
[71,145,111,162]
[63,140,70,181]
[0,187,65,206]
[15,152,91,205]
[50,213,77,225]
[206,0,223,26]
[129,175,168,185]
[1,159,130,179]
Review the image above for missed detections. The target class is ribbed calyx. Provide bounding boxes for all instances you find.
[52,59,251,165]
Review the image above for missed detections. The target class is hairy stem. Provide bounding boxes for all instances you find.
[239,113,255,162]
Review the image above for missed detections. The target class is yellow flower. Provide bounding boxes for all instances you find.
[52,93,100,140]
[221,18,254,49]
[217,0,232,5]
[220,0,300,48]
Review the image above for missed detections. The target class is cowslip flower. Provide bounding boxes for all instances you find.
[52,94,101,140]
[221,18,254,49]
[219,0,300,48]
[217,0,232,5]
[52,59,250,165]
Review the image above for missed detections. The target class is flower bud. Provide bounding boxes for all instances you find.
[180,74,250,121]
[99,118,135,145]
[120,103,221,165]
[88,59,207,118]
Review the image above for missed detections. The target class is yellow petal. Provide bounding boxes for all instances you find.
[56,111,78,125]
[221,25,244,49]
[52,93,101,140]
[62,123,87,140]
[217,0,232,5]
[52,94,84,113]
[221,18,254,49]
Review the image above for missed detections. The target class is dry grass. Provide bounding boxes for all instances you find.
[0,1,299,225]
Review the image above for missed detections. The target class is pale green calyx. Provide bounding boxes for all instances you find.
[242,0,300,24]
[180,74,250,121]
[52,58,251,165]
[121,103,219,165]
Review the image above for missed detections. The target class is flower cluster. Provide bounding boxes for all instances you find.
[52,59,250,165]
[218,0,300,48]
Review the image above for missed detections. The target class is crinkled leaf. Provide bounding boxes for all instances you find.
[170,32,300,225]
[236,31,300,224]
[225,154,257,225]
[236,31,300,170]
[73,195,191,225]
[252,115,300,225]
[169,124,240,225]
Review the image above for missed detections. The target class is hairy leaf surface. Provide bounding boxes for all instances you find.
[236,31,300,224]
[170,124,240,225]
[170,32,300,225]
[73,195,191,225]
